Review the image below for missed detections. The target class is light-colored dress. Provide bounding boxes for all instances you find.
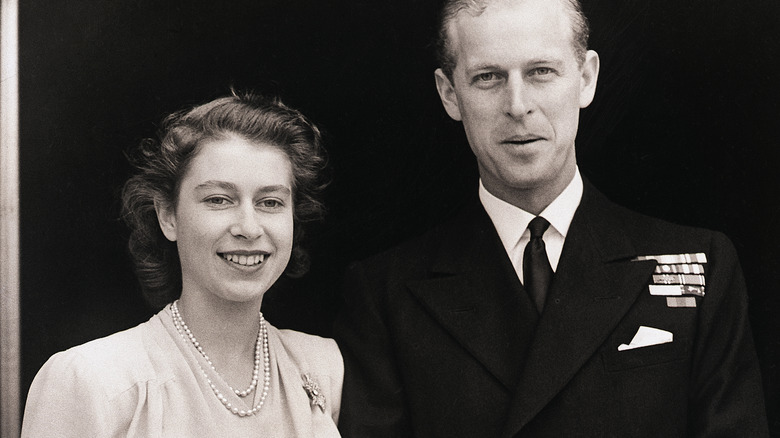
[22,305,343,437]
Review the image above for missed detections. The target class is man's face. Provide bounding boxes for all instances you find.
[435,0,599,208]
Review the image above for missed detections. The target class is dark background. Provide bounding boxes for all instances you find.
[19,0,780,432]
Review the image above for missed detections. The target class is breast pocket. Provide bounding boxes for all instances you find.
[602,340,690,372]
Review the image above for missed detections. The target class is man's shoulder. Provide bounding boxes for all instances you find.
[584,185,735,258]
[347,225,445,282]
[351,185,736,278]
[350,202,482,276]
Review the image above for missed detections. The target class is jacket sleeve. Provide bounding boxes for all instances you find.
[688,231,769,436]
[333,261,413,438]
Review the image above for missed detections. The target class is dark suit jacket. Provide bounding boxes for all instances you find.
[334,181,769,437]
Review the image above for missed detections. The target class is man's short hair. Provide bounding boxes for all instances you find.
[435,0,590,81]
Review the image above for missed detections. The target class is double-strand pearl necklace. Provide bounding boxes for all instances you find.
[171,300,271,417]
[171,302,262,397]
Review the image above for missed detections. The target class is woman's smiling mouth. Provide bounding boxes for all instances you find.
[220,253,266,266]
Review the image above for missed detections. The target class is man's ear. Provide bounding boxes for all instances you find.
[579,50,600,108]
[434,68,463,121]
[154,199,177,242]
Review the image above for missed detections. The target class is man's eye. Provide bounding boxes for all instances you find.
[476,72,497,82]
[205,197,228,205]
[530,67,554,76]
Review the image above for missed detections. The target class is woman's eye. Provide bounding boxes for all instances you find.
[260,199,282,208]
[205,196,228,205]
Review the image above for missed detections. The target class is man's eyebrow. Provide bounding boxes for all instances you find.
[466,63,501,72]
[528,58,565,67]
[465,58,566,73]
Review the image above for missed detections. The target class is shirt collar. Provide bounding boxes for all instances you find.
[479,167,583,249]
[539,167,583,239]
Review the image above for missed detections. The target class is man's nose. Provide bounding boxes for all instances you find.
[504,73,532,119]
[230,206,265,239]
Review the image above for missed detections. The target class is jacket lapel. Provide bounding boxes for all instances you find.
[502,182,657,436]
[408,201,539,390]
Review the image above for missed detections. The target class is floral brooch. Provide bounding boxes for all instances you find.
[302,373,326,413]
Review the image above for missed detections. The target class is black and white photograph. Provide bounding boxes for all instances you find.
[2,0,779,436]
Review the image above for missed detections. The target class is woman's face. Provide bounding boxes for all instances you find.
[156,136,294,306]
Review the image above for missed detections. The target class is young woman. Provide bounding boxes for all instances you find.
[22,92,342,437]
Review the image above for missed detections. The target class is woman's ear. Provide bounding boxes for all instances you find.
[154,199,177,242]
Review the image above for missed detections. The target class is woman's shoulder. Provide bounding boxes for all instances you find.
[270,325,344,423]
[33,315,169,398]
[22,314,178,436]
[272,326,343,374]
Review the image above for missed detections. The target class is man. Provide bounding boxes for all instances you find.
[334,0,769,436]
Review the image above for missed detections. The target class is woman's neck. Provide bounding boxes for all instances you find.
[175,293,263,371]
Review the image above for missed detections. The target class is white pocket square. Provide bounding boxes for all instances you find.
[618,326,673,351]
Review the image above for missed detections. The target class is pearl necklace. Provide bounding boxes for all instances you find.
[171,301,271,417]
[171,302,262,397]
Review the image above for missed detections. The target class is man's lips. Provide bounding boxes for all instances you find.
[502,135,544,145]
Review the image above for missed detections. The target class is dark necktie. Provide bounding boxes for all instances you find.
[523,216,553,313]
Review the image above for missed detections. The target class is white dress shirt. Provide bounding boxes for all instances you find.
[479,168,584,284]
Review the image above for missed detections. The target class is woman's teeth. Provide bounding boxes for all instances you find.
[222,254,265,266]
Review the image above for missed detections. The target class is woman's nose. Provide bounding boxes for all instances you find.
[230,207,264,239]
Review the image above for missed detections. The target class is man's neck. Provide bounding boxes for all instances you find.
[482,170,577,216]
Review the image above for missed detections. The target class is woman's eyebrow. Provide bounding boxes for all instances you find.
[194,181,291,195]
[256,185,292,195]
[194,180,238,192]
